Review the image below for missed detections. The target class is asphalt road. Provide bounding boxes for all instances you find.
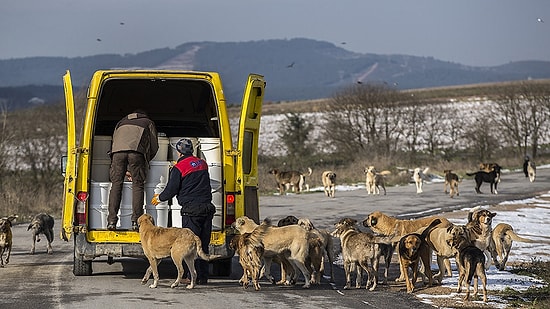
[1,168,548,309]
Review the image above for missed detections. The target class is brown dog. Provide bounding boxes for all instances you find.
[233,216,312,288]
[466,207,496,269]
[322,170,337,198]
[268,168,312,195]
[443,170,460,198]
[0,215,17,267]
[448,224,488,302]
[363,211,452,282]
[138,213,220,289]
[364,166,388,195]
[332,218,389,291]
[230,232,265,290]
[490,222,537,271]
[297,217,335,283]
[27,213,54,255]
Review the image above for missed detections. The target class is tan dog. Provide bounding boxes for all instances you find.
[448,224,488,302]
[364,166,388,195]
[322,170,337,198]
[490,222,537,271]
[229,232,265,290]
[413,167,429,194]
[397,219,441,293]
[443,170,460,198]
[332,218,388,291]
[138,213,220,289]
[268,167,312,195]
[466,207,496,269]
[233,216,312,288]
[0,215,17,267]
[363,211,452,281]
[423,224,456,283]
[297,217,335,283]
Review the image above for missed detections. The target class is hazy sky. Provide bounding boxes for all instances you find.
[1,0,548,66]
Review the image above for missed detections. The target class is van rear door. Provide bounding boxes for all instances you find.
[235,74,265,223]
[61,70,78,241]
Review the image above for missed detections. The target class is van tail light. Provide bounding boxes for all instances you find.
[76,191,88,225]
[225,193,235,226]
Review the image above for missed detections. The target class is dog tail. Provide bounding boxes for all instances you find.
[306,167,312,176]
[505,230,537,243]
[420,218,442,240]
[466,172,476,176]
[379,170,392,176]
[194,236,222,261]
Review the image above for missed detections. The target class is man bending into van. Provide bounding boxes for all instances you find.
[107,111,158,231]
[151,138,215,285]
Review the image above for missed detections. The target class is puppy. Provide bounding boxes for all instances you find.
[332,218,388,291]
[233,216,312,288]
[27,213,54,255]
[229,232,264,290]
[448,224,488,302]
[269,167,312,195]
[0,215,18,267]
[364,166,388,195]
[490,222,537,271]
[466,164,501,194]
[397,219,441,293]
[138,214,220,289]
[443,170,460,198]
[363,211,452,282]
[322,170,337,198]
[297,217,336,283]
[413,167,429,194]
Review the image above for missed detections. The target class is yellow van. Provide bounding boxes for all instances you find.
[62,70,264,276]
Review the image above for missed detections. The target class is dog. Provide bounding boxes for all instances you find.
[443,170,460,198]
[413,167,429,194]
[277,215,299,227]
[397,219,441,293]
[233,216,312,288]
[364,166,389,195]
[423,223,459,283]
[363,211,452,282]
[523,156,536,182]
[27,213,54,255]
[229,232,265,290]
[0,215,17,267]
[138,213,220,289]
[297,217,336,283]
[322,170,337,198]
[465,207,496,269]
[268,167,312,195]
[448,224,488,302]
[466,164,501,194]
[490,222,537,271]
[332,218,391,291]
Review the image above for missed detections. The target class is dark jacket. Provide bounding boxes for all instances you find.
[159,154,215,216]
[111,112,159,162]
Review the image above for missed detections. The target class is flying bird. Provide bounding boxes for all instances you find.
[286,61,295,68]
[537,18,544,23]
[120,22,125,25]
[96,38,102,42]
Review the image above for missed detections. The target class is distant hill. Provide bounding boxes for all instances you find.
[2,38,550,111]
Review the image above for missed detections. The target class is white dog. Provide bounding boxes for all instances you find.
[413,167,429,194]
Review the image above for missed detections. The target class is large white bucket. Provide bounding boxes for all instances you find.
[145,205,169,227]
[118,182,134,229]
[198,138,221,165]
[152,136,169,161]
[199,138,223,230]
[146,160,170,185]
[171,202,182,227]
[92,136,112,160]
[88,182,111,229]
[91,159,111,182]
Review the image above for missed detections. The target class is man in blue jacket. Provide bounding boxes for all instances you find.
[152,138,215,284]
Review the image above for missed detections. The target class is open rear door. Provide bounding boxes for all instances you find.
[235,74,265,223]
[61,70,77,241]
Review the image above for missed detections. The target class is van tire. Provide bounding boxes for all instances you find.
[211,258,232,276]
[73,252,93,276]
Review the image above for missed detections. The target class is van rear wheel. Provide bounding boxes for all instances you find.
[73,250,92,276]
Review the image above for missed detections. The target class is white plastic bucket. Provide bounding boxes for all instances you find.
[171,202,182,227]
[91,159,111,182]
[89,182,111,206]
[198,138,221,165]
[118,182,133,229]
[146,161,170,185]
[89,204,109,229]
[152,136,169,161]
[145,205,169,227]
[92,136,112,160]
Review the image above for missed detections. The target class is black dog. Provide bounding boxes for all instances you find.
[466,164,501,194]
[27,213,54,254]
[277,215,299,227]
